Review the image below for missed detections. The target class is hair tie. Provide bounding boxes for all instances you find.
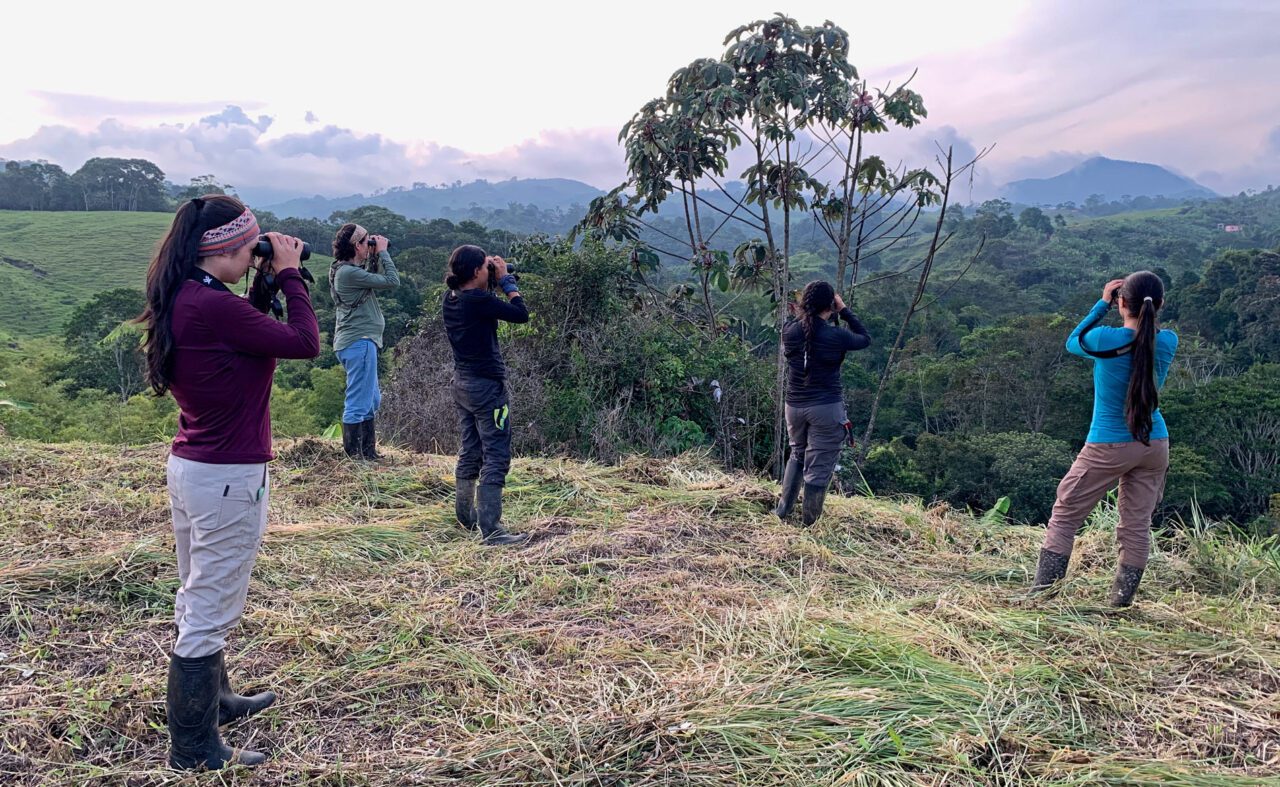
[1143,296,1153,303]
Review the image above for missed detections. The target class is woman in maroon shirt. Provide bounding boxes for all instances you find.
[139,195,319,770]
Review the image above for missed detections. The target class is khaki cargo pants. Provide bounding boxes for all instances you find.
[1042,439,1169,569]
[167,454,270,658]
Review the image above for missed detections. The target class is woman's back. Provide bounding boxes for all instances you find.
[1067,303,1179,443]
[782,307,870,406]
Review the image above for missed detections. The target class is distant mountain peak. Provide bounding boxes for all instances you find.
[1003,157,1216,206]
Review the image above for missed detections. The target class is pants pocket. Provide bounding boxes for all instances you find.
[206,471,266,559]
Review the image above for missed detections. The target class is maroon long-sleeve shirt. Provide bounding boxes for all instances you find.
[169,267,320,464]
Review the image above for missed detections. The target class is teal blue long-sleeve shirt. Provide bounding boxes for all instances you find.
[1067,299,1179,443]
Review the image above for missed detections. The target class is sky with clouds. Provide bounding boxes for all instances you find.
[1,0,1276,203]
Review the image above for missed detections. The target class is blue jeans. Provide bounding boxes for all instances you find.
[337,339,381,424]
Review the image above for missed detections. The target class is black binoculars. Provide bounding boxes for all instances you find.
[488,261,519,284]
[253,236,312,262]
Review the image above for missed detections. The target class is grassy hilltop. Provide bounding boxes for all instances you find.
[0,211,336,343]
[2,439,1278,785]
[0,212,173,340]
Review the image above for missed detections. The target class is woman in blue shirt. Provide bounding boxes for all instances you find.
[1032,271,1178,606]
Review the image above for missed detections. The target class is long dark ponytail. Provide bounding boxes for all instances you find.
[1119,271,1165,445]
[138,194,247,395]
[799,280,836,378]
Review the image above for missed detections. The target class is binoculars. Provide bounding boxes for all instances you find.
[253,236,312,262]
[488,261,519,284]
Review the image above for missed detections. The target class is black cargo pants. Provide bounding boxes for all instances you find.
[453,374,512,487]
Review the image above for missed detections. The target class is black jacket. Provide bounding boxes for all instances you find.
[443,288,529,380]
[782,307,871,406]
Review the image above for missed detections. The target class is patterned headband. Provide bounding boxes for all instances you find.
[198,207,260,257]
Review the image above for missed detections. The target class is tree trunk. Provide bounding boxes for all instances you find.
[858,147,964,463]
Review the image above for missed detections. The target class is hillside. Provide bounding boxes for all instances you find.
[2,439,1279,784]
[1004,157,1216,206]
[0,211,334,342]
[263,178,604,221]
[0,212,172,339]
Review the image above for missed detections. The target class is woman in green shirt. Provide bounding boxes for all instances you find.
[330,223,399,459]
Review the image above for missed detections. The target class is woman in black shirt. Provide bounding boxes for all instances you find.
[442,245,529,545]
[775,280,871,525]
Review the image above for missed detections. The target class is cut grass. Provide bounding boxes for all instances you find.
[1,438,1278,785]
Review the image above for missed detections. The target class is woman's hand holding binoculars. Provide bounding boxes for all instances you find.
[486,255,511,279]
[263,232,305,272]
[1102,278,1126,304]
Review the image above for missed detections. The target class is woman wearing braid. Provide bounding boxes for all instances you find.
[774,280,871,525]
[139,195,320,769]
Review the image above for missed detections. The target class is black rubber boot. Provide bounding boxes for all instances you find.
[1030,549,1070,592]
[455,478,479,531]
[218,658,276,727]
[1109,564,1145,608]
[801,482,827,526]
[168,651,266,770]
[360,417,381,461]
[341,422,362,459]
[774,459,803,519]
[476,484,529,546]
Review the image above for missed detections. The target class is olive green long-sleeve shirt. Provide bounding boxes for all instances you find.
[331,251,399,352]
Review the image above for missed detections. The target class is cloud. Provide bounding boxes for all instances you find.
[0,105,628,201]
[893,0,1280,195]
[200,106,272,133]
[1195,125,1280,194]
[29,91,242,122]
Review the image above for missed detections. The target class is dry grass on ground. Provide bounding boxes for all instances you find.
[2,439,1279,785]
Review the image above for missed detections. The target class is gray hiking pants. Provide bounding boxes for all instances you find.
[784,401,848,486]
[168,454,269,658]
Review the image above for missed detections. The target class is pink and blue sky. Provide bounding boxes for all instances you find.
[2,0,1277,202]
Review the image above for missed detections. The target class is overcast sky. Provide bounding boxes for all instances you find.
[2,0,1277,202]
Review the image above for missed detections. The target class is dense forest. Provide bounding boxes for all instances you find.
[3,185,1278,537]
[2,16,1278,540]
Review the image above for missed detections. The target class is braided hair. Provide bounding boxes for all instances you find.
[799,280,836,379]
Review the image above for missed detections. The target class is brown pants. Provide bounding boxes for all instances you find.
[1042,439,1169,569]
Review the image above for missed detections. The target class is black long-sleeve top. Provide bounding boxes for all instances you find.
[782,307,871,406]
[443,288,529,381]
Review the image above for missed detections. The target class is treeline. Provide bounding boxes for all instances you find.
[1,158,164,211]
[0,158,241,212]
